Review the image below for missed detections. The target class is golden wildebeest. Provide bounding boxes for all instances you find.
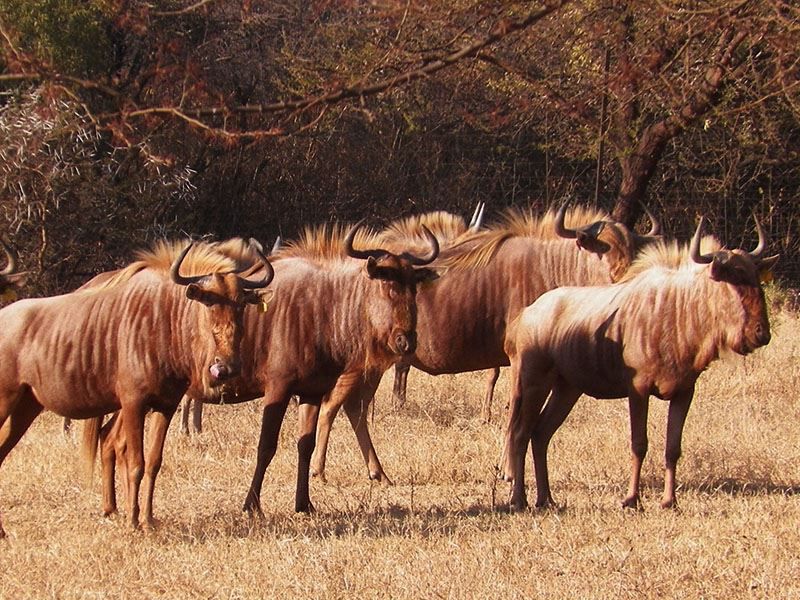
[310,202,662,484]
[504,216,777,511]
[88,222,440,519]
[0,239,26,302]
[0,239,273,534]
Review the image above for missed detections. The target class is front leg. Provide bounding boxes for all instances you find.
[623,393,649,510]
[119,403,147,530]
[243,392,291,516]
[141,407,177,529]
[296,396,322,513]
[661,390,694,509]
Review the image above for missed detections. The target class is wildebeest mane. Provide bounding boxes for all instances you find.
[84,240,246,293]
[437,205,610,270]
[275,223,382,263]
[379,211,468,246]
[620,235,723,282]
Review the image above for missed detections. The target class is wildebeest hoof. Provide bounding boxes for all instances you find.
[660,498,677,510]
[370,472,394,486]
[310,469,328,484]
[621,495,643,510]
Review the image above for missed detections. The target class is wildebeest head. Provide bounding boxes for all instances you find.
[171,239,275,385]
[690,215,778,355]
[0,239,26,301]
[345,221,440,357]
[555,201,662,281]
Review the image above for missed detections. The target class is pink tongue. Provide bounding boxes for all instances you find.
[210,364,223,379]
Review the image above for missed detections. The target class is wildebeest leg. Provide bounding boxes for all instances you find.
[661,391,694,509]
[99,413,122,516]
[179,395,191,435]
[142,407,176,529]
[179,395,203,435]
[296,396,322,513]
[63,417,72,434]
[392,363,409,407]
[530,379,581,509]
[622,393,650,509]
[119,403,147,529]
[481,367,501,423]
[341,373,388,484]
[0,391,44,537]
[311,392,341,484]
[242,395,291,515]
[191,398,203,434]
[506,360,551,511]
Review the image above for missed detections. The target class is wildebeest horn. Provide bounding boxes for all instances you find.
[469,202,485,231]
[640,203,662,238]
[0,239,17,276]
[748,214,766,259]
[554,200,577,239]
[344,220,387,261]
[170,243,207,286]
[399,225,440,266]
[270,236,282,255]
[689,217,713,265]
[242,238,274,289]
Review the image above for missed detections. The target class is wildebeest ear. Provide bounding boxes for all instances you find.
[365,256,380,279]
[758,255,779,283]
[244,289,274,305]
[414,268,440,285]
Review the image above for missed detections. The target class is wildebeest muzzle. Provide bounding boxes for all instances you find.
[210,357,241,383]
[393,331,417,356]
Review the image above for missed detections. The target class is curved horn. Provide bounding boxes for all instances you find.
[640,203,662,237]
[689,217,713,265]
[0,239,17,276]
[399,225,440,266]
[749,213,766,259]
[554,200,577,239]
[344,220,386,261]
[242,239,274,289]
[270,236,282,255]
[170,243,206,286]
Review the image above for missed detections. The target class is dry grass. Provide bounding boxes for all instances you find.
[2,313,800,599]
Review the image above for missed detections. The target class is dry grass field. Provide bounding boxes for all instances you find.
[1,306,799,599]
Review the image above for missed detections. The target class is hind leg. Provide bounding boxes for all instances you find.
[99,413,123,517]
[481,367,501,423]
[0,391,44,537]
[505,358,551,511]
[341,373,387,484]
[530,378,581,509]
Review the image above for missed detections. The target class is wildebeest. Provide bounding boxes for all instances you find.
[310,202,662,484]
[176,236,283,436]
[0,239,273,534]
[0,239,26,301]
[87,222,440,518]
[504,216,777,511]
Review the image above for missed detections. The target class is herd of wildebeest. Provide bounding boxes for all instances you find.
[0,200,779,536]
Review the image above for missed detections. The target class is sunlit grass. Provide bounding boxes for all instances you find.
[1,313,799,598]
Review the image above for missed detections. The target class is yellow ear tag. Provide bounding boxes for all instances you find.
[0,289,18,303]
[257,289,275,313]
[759,269,774,284]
